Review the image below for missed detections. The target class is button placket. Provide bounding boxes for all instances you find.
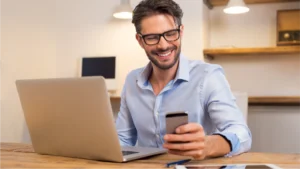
[153,95,163,145]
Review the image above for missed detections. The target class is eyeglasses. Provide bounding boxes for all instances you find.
[139,25,181,45]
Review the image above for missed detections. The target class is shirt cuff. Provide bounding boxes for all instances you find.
[213,132,240,157]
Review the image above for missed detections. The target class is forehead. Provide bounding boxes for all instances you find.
[140,14,177,34]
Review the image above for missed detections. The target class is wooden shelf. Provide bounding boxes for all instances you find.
[203,46,300,60]
[249,96,300,106]
[207,0,300,7]
[110,96,121,100]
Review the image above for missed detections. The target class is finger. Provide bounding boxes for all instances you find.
[176,123,203,134]
[163,141,204,151]
[164,133,205,142]
[168,149,206,160]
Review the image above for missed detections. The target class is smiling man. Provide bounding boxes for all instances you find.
[116,0,252,159]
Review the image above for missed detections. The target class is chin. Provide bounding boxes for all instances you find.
[156,59,178,70]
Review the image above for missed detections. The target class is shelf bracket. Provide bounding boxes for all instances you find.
[204,54,214,60]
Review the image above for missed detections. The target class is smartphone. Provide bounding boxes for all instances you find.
[175,164,282,169]
[165,111,188,134]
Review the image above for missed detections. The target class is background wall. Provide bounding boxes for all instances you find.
[209,2,300,153]
[1,0,57,143]
[209,2,300,97]
[1,0,207,143]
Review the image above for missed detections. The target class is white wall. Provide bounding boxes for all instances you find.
[1,0,208,143]
[209,2,300,153]
[1,0,57,143]
[210,2,300,48]
[248,106,300,153]
[208,54,300,97]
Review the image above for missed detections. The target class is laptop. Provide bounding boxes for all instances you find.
[16,76,166,162]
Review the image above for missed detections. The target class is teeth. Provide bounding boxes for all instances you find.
[158,51,171,57]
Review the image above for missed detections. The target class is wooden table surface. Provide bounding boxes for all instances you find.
[1,143,300,169]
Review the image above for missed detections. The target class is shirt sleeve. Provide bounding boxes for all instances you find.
[202,66,252,156]
[115,78,137,146]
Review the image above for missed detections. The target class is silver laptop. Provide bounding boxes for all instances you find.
[16,76,166,162]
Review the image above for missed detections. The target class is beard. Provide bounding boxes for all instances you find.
[146,43,181,70]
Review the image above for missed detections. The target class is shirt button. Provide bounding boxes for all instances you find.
[155,112,158,117]
[156,134,159,138]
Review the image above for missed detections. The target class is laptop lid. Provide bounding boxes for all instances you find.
[16,77,124,162]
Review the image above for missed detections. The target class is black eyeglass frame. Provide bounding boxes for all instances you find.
[138,25,182,46]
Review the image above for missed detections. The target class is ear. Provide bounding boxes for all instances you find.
[136,33,145,49]
[179,24,184,39]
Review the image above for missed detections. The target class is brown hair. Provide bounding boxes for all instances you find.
[132,0,183,33]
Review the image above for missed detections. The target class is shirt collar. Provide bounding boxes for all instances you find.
[137,62,152,89]
[137,54,190,88]
[174,54,190,82]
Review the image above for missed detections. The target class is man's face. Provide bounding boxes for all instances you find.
[136,14,184,70]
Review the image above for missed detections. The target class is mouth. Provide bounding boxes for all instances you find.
[156,49,174,61]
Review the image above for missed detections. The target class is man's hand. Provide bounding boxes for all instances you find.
[163,123,207,160]
[163,123,231,160]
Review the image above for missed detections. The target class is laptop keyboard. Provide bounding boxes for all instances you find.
[122,151,138,156]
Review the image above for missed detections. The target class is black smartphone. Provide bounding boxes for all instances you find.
[165,111,188,134]
[175,164,280,169]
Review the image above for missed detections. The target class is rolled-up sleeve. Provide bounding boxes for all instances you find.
[202,66,252,156]
[115,78,137,146]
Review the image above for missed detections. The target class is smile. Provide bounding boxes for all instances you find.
[156,49,174,59]
[157,50,172,56]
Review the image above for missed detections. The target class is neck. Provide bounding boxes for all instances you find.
[150,61,179,89]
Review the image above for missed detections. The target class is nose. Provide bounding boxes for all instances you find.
[156,36,169,49]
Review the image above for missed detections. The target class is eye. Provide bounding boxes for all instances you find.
[165,30,178,37]
[145,35,159,40]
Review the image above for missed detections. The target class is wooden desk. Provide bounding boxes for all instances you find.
[1,143,300,169]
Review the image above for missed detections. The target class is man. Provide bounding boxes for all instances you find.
[116,0,252,160]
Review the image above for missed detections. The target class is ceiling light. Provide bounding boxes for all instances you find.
[223,0,250,14]
[113,0,133,19]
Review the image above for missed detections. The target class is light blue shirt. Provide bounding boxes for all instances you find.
[116,54,252,156]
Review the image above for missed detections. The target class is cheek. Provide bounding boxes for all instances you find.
[145,46,156,53]
[174,41,181,49]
